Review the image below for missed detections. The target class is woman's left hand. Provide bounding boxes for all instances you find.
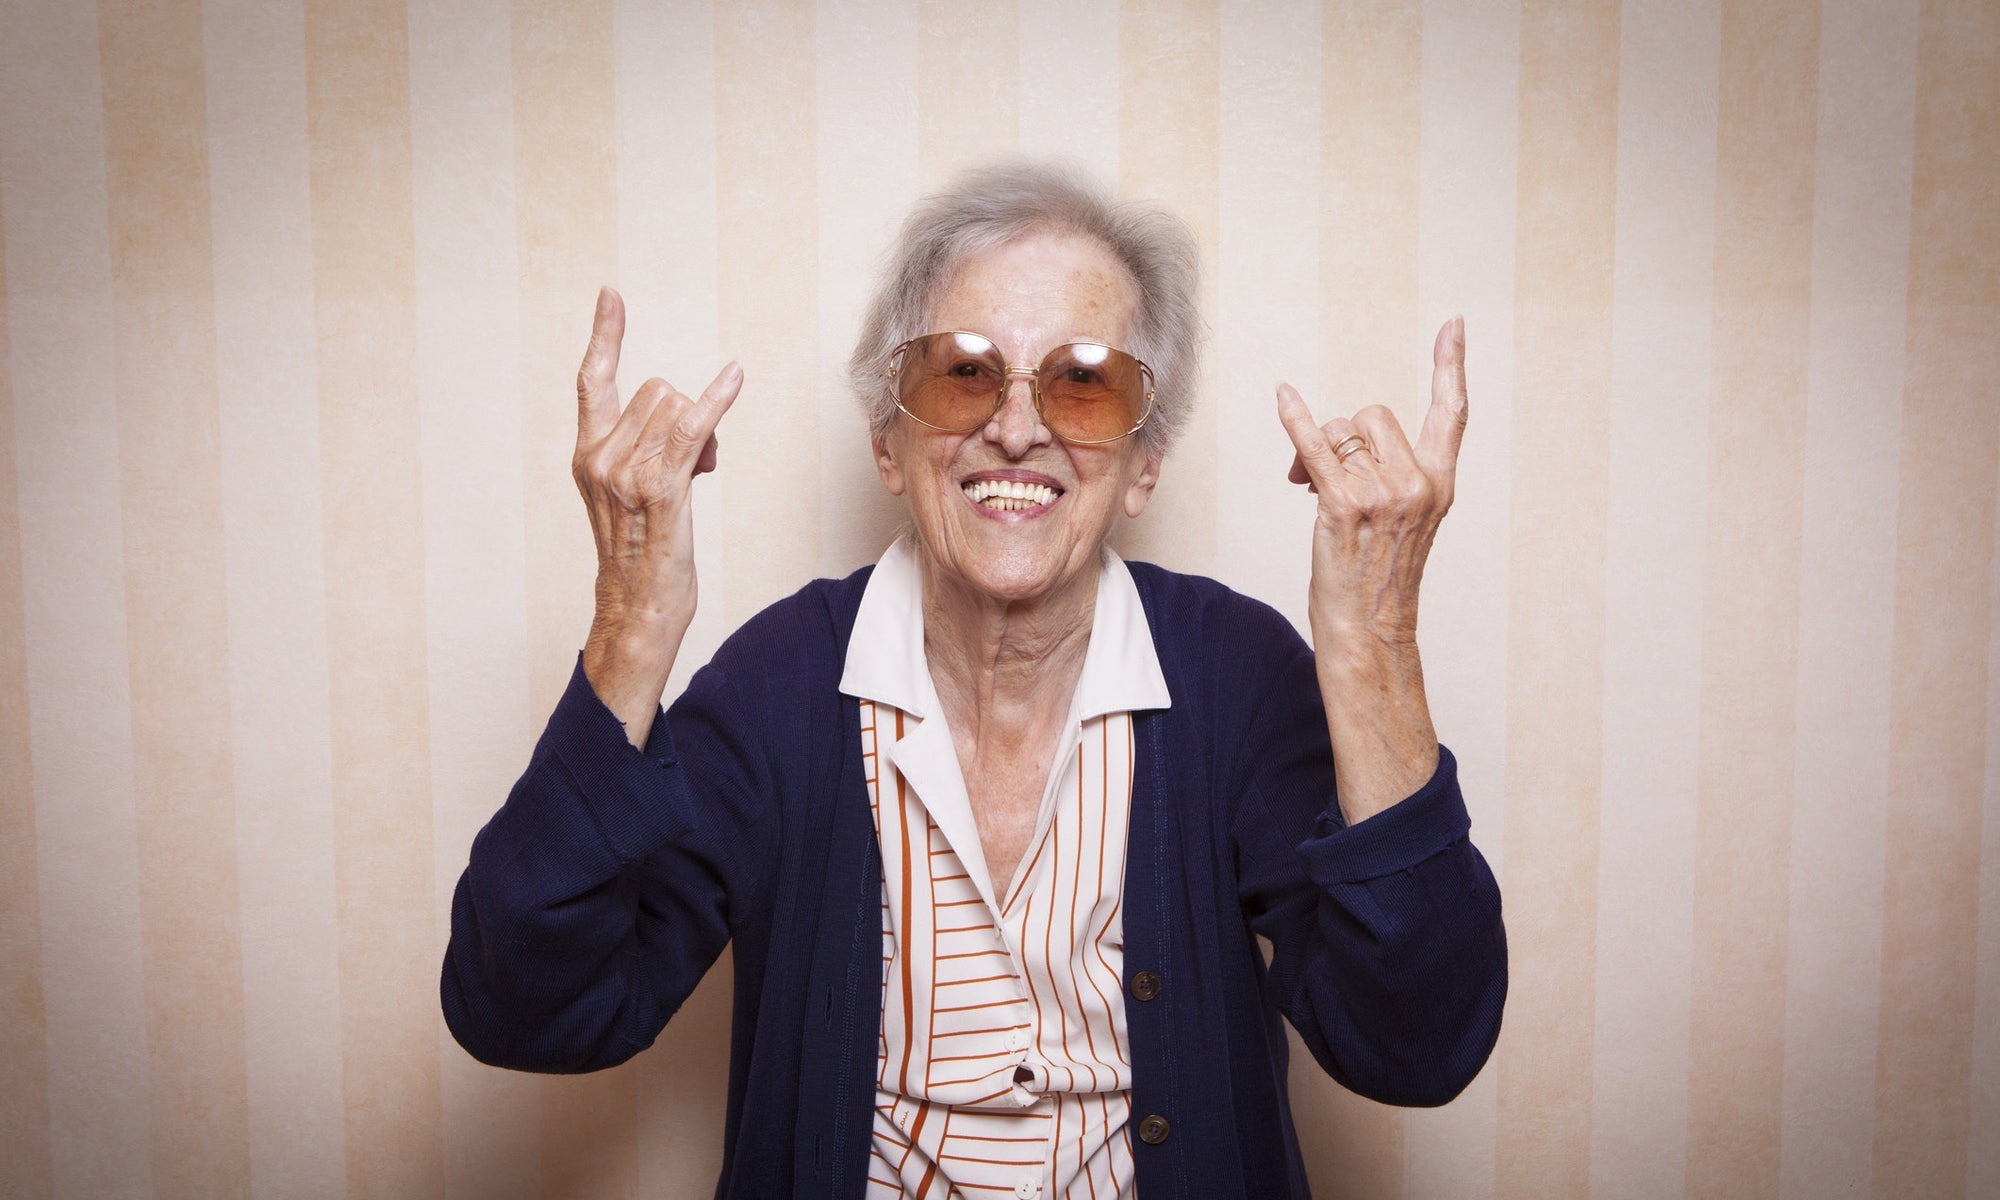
[1276,317,1467,646]
[1275,318,1466,822]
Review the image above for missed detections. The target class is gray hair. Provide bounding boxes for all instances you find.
[846,160,1202,458]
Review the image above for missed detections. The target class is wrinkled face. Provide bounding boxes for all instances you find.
[871,233,1163,608]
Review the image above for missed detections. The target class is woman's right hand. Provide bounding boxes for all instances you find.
[573,286,742,743]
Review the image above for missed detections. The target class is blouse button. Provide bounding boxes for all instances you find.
[1137,1114,1171,1145]
[1129,970,1161,1001]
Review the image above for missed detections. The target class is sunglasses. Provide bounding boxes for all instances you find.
[886,331,1155,445]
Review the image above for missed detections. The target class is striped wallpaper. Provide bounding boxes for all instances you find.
[1,0,1994,1197]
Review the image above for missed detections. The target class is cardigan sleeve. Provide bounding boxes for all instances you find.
[440,655,773,1074]
[1229,612,1507,1108]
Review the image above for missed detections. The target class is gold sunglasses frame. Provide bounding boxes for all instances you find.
[885,331,1156,446]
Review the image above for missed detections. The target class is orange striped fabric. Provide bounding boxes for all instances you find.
[841,536,1171,1199]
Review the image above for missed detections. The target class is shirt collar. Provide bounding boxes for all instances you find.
[838,533,1172,719]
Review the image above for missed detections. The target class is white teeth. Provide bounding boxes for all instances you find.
[962,479,1059,510]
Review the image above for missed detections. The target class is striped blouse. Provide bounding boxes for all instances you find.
[839,537,1172,1200]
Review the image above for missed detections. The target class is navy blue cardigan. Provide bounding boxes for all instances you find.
[443,563,1505,1198]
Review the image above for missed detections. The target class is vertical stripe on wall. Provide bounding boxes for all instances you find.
[716,0,821,625]
[1020,0,1120,171]
[99,4,252,1194]
[1778,0,1916,1194]
[1687,3,1818,1196]
[1496,3,1618,1198]
[814,0,917,582]
[304,1,443,1194]
[515,0,620,708]
[1117,0,1218,577]
[1321,0,1425,434]
[101,0,251,1193]
[917,0,1020,190]
[627,0,731,696]
[1410,0,1518,894]
[204,2,350,1194]
[509,2,642,1191]
[1214,0,1321,618]
[0,142,54,1200]
[409,1,539,1197]
[0,1,155,1194]
[1592,2,1719,1195]
[1875,1,2000,1193]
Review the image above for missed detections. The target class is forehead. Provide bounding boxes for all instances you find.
[929,232,1139,352]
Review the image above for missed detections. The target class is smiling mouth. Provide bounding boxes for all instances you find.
[962,478,1062,512]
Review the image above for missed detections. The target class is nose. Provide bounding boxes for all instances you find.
[984,368,1050,458]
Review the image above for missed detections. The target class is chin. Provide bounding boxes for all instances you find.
[951,538,1091,607]
[965,567,1061,605]
[908,482,1110,608]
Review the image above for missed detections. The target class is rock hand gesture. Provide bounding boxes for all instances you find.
[572,287,742,746]
[1276,318,1469,824]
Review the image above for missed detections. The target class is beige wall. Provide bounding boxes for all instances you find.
[2,0,1996,1196]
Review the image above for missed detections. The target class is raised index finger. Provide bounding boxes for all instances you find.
[1275,382,1336,486]
[1414,316,1468,476]
[576,286,625,445]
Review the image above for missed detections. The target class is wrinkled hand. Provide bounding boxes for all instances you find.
[1276,317,1467,646]
[574,286,741,655]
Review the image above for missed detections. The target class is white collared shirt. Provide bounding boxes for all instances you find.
[840,535,1170,1200]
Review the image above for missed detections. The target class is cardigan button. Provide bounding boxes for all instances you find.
[1129,971,1161,1001]
[1137,1114,1170,1145]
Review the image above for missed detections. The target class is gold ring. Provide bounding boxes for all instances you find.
[1332,434,1369,462]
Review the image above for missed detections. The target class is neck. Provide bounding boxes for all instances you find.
[918,549,1099,735]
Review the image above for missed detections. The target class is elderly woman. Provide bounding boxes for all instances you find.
[443,162,1505,1198]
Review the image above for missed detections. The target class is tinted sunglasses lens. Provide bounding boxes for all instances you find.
[897,332,1002,431]
[1037,343,1149,442]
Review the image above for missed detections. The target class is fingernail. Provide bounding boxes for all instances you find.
[1453,315,1465,346]
[724,359,744,383]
